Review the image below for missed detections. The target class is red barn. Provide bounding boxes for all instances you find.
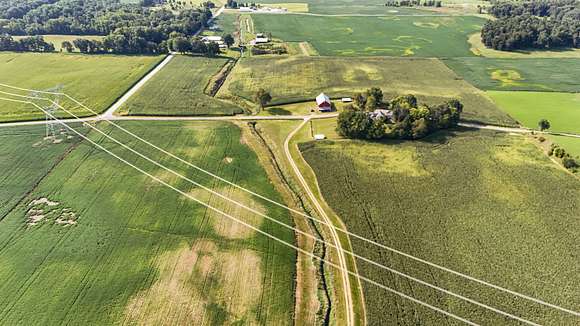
[316,93,332,112]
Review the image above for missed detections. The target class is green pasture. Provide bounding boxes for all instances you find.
[444,58,580,92]
[251,14,484,57]
[300,130,580,325]
[488,91,580,133]
[0,53,162,122]
[0,121,295,325]
[120,55,243,116]
[219,56,515,125]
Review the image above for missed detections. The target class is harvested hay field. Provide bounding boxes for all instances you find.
[0,121,295,325]
[219,56,515,125]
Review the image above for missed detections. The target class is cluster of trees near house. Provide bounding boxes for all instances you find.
[337,88,463,140]
[481,0,580,51]
[225,1,257,9]
[0,0,212,54]
[385,0,442,8]
[0,35,54,52]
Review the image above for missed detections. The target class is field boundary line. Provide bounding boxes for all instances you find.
[0,92,547,325]
[1,85,579,318]
[0,96,482,326]
[284,118,355,326]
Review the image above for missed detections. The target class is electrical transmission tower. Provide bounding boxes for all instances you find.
[30,85,63,140]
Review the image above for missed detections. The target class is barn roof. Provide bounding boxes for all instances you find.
[316,93,330,106]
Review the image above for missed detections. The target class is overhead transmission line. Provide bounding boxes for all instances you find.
[0,83,577,319]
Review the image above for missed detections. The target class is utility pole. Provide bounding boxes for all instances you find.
[30,85,63,140]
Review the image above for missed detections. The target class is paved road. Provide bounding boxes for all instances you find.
[283,118,356,326]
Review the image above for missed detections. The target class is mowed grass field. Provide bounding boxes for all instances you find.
[219,56,515,125]
[299,130,580,325]
[120,56,243,116]
[0,53,162,122]
[488,91,580,133]
[0,121,295,325]
[444,58,580,92]
[251,14,484,57]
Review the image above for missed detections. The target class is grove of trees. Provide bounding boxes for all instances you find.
[336,89,463,140]
[0,34,54,52]
[0,0,213,54]
[481,0,580,51]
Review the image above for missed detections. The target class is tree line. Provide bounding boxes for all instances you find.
[336,88,463,140]
[0,0,213,54]
[481,0,580,51]
[385,1,442,8]
[0,35,54,52]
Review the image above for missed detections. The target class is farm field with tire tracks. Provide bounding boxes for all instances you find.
[119,56,243,117]
[299,129,580,325]
[0,121,295,325]
[251,14,485,57]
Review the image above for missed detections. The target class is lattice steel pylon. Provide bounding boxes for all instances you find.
[30,85,63,139]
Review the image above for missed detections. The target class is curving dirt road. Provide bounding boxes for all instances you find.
[283,118,355,326]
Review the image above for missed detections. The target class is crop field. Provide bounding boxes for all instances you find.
[255,0,447,14]
[488,91,580,133]
[251,14,485,57]
[0,53,162,122]
[299,130,580,325]
[219,56,515,125]
[444,58,580,92]
[0,121,295,325]
[119,56,243,116]
[468,33,580,59]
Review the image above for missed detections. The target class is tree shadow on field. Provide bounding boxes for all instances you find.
[265,107,292,115]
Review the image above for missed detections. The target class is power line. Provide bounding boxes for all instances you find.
[19,94,546,325]
[0,96,481,326]
[1,83,576,318]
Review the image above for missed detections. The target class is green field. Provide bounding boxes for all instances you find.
[299,130,580,325]
[120,56,243,116]
[488,91,580,133]
[251,14,485,57]
[0,121,294,324]
[444,58,580,92]
[0,53,162,122]
[256,0,461,14]
[219,56,515,125]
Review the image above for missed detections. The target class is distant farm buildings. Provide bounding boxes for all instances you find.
[369,109,393,120]
[201,36,228,49]
[316,93,332,112]
[250,33,270,45]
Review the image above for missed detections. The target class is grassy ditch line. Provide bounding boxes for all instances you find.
[284,119,367,325]
[244,121,331,325]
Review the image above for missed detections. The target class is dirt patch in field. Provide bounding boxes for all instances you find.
[123,240,263,325]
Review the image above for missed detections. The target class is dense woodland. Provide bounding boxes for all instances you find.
[0,0,212,54]
[336,89,463,140]
[482,0,580,51]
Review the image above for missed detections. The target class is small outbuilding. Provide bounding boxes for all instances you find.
[316,93,332,112]
[341,97,353,103]
[314,134,326,140]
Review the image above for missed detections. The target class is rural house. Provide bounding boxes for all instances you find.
[316,93,332,112]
